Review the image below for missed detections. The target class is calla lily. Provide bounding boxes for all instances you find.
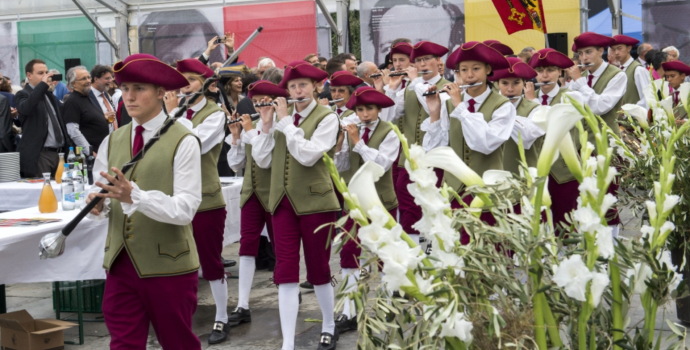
[659,96,674,119]
[423,147,484,187]
[680,82,690,108]
[558,132,583,182]
[536,104,584,177]
[348,161,387,218]
[653,79,669,99]
[528,167,551,207]
[622,104,650,130]
[482,169,513,190]
[530,105,550,131]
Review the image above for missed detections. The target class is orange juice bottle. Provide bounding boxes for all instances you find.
[38,172,58,213]
[55,153,65,184]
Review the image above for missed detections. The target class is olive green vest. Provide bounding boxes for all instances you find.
[538,87,581,184]
[240,119,272,211]
[333,105,355,120]
[268,104,341,214]
[397,77,451,167]
[674,102,688,121]
[622,60,643,105]
[104,121,200,278]
[340,121,398,210]
[444,90,508,192]
[582,64,622,145]
[503,98,539,174]
[190,100,226,212]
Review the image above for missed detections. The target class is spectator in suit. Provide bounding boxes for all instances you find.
[63,66,109,156]
[50,69,69,102]
[0,76,15,109]
[0,94,13,152]
[89,65,117,132]
[15,59,69,177]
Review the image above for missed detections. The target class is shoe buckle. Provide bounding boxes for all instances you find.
[320,334,332,345]
[335,314,346,322]
[213,322,224,331]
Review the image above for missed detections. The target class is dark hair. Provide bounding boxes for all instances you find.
[318,56,327,63]
[0,77,11,92]
[90,65,113,82]
[334,53,355,63]
[312,62,325,71]
[25,59,46,74]
[651,51,668,71]
[326,58,345,76]
[644,49,658,66]
[240,73,260,95]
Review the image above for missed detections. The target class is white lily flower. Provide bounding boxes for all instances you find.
[595,225,614,259]
[600,194,618,215]
[622,104,650,129]
[591,272,610,308]
[421,147,484,188]
[680,82,690,108]
[537,104,584,176]
[440,312,474,343]
[552,255,594,302]
[573,205,602,232]
[348,161,388,218]
[627,263,653,294]
[578,177,599,198]
[663,195,680,213]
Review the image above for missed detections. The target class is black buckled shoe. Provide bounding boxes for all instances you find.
[300,281,314,289]
[227,307,251,326]
[316,328,339,350]
[334,314,357,334]
[208,321,229,344]
[222,258,237,268]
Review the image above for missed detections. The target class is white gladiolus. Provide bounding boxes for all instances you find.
[600,194,618,215]
[660,97,674,119]
[433,249,466,277]
[349,208,365,222]
[663,195,680,213]
[646,201,658,223]
[622,104,650,129]
[573,205,602,232]
[595,225,615,259]
[440,312,474,343]
[578,177,599,198]
[658,250,683,292]
[415,274,434,295]
[640,225,654,244]
[627,263,653,294]
[660,221,675,236]
[537,104,584,176]
[552,255,594,302]
[408,182,449,215]
[378,240,423,271]
[590,272,610,307]
[680,82,690,108]
[348,161,388,218]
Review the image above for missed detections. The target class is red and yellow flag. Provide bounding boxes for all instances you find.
[491,0,548,34]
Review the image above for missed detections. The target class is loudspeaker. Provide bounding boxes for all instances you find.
[547,33,569,57]
[64,58,81,73]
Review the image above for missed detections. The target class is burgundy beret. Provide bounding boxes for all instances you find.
[114,54,189,91]
[529,48,574,69]
[247,80,290,99]
[329,71,364,87]
[446,41,511,71]
[662,61,690,75]
[390,42,413,58]
[279,61,328,89]
[490,57,537,81]
[346,87,395,110]
[484,40,514,56]
[410,41,449,61]
[176,58,215,78]
[572,32,615,52]
[611,34,640,47]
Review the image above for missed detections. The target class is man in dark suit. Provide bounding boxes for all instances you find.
[0,94,14,152]
[89,65,117,133]
[15,59,70,177]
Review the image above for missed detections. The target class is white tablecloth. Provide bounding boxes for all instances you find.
[0,180,63,212]
[0,178,245,285]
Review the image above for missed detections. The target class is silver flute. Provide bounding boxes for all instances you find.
[329,98,344,104]
[578,63,593,68]
[370,71,408,78]
[422,82,483,96]
[341,120,375,131]
[506,96,521,100]
[254,98,311,108]
[534,82,556,87]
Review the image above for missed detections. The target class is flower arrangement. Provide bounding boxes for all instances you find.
[322,87,690,349]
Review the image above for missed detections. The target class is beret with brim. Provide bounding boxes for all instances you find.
[247,80,290,99]
[446,41,511,71]
[176,59,214,78]
[662,61,690,75]
[490,57,537,81]
[484,40,514,56]
[390,42,413,58]
[329,71,364,87]
[279,61,328,89]
[114,54,189,91]
[529,48,574,69]
[611,35,640,47]
[410,41,449,61]
[346,87,395,110]
[572,32,615,52]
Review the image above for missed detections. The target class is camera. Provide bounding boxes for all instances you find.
[52,74,63,81]
[215,37,225,44]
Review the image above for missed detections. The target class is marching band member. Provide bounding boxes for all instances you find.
[391,41,451,243]
[224,80,289,329]
[484,39,514,56]
[319,70,364,119]
[248,61,340,350]
[165,58,229,344]
[423,41,514,244]
[333,87,400,333]
[86,54,203,349]
[662,60,690,120]
[526,48,583,231]
[489,57,544,174]
[610,35,651,108]
[566,32,627,234]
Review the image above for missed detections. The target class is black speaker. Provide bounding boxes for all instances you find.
[547,33,569,57]
[64,58,81,73]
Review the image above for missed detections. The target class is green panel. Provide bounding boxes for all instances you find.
[17,17,96,80]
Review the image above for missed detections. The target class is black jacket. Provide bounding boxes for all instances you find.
[0,94,14,152]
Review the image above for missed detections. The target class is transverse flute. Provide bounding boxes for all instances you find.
[534,82,556,87]
[370,71,408,78]
[422,82,483,96]
[578,63,593,68]
[253,98,311,108]
[329,98,344,105]
[227,113,260,125]
[341,120,376,131]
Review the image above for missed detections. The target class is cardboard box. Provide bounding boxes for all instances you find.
[0,310,75,350]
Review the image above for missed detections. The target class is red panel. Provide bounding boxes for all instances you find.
[224,1,317,69]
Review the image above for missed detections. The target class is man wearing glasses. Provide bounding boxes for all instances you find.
[63,66,110,156]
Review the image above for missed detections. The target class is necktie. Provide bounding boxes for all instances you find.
[186,109,194,120]
[362,127,371,145]
[619,65,625,70]
[467,99,476,113]
[401,80,407,89]
[336,108,342,116]
[674,91,680,106]
[587,74,595,88]
[541,94,549,106]
[44,95,63,145]
[133,125,145,155]
[293,113,302,127]
[101,93,117,130]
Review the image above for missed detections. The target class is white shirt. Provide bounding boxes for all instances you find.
[568,61,627,115]
[421,86,516,155]
[171,98,226,155]
[508,97,545,149]
[637,56,647,68]
[380,78,409,123]
[619,57,651,108]
[533,83,561,106]
[392,74,443,123]
[92,88,114,113]
[334,118,400,172]
[87,109,202,226]
[248,100,339,169]
[334,105,349,118]
[225,114,277,171]
[111,88,122,108]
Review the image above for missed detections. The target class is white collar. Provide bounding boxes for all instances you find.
[462,85,492,104]
[293,99,317,117]
[335,105,348,113]
[590,61,609,77]
[190,97,207,112]
[422,73,441,85]
[622,56,634,67]
[93,88,105,97]
[132,108,167,132]
[509,96,522,106]
[539,83,560,98]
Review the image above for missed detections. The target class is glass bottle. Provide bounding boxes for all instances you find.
[38,172,58,213]
[55,153,65,184]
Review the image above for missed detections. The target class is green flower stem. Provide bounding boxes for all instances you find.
[578,295,593,350]
[539,293,563,347]
[610,256,624,350]
[531,276,548,350]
